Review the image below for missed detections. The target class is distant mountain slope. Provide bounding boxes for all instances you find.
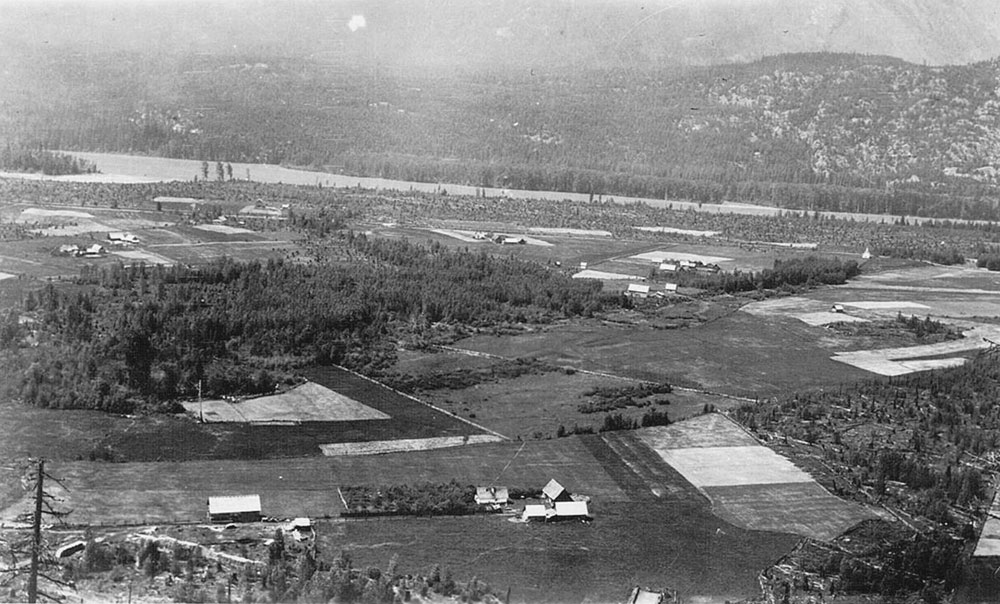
[2,0,999,68]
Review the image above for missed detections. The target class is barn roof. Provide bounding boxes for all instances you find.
[554,501,590,517]
[522,504,550,520]
[208,494,261,515]
[627,283,651,294]
[542,479,567,501]
[627,587,665,604]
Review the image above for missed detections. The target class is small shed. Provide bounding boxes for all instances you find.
[542,479,573,504]
[475,486,510,506]
[554,501,590,519]
[208,495,262,523]
[661,283,678,293]
[627,587,665,604]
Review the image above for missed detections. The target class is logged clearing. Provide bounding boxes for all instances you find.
[633,226,721,237]
[843,301,931,310]
[181,381,390,423]
[703,482,874,541]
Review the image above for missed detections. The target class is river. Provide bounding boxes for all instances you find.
[0,151,989,227]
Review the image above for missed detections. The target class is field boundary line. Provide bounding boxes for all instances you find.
[335,364,509,440]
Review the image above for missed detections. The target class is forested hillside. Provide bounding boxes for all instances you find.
[4,51,1000,217]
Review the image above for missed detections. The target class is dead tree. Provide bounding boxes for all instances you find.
[1,459,74,603]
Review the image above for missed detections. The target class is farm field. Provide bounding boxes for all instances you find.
[181,381,391,424]
[98,365,494,462]
[323,501,799,603]
[1,437,630,526]
[455,312,870,397]
[404,358,738,439]
[637,416,877,541]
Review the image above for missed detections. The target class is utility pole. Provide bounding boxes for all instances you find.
[27,459,43,603]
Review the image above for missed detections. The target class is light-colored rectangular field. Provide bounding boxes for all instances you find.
[635,414,758,450]
[655,446,814,488]
[629,251,732,264]
[16,208,95,220]
[428,228,480,242]
[527,227,612,237]
[181,381,390,423]
[795,312,868,326]
[831,356,968,377]
[633,226,721,237]
[843,301,930,310]
[319,434,503,456]
[112,249,176,265]
[572,269,647,280]
[0,272,14,281]
[33,221,114,236]
[974,491,1000,557]
[703,482,876,541]
[192,223,257,235]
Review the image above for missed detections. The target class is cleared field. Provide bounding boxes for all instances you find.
[318,434,502,455]
[572,268,646,280]
[830,327,996,376]
[656,446,813,487]
[703,482,873,541]
[527,227,612,237]
[192,223,257,235]
[634,414,758,450]
[629,251,732,264]
[181,381,390,423]
[328,501,798,603]
[638,415,876,540]
[16,208,94,220]
[795,311,868,326]
[0,437,629,525]
[633,226,721,237]
[457,313,870,397]
[111,249,176,265]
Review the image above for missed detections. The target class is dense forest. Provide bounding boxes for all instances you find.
[3,234,616,413]
[4,50,1000,217]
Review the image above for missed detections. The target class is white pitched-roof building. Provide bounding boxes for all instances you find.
[208,494,262,523]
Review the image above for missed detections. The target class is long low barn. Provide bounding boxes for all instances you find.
[208,495,262,523]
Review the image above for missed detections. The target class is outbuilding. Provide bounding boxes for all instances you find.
[521,505,552,522]
[542,479,573,504]
[626,283,651,297]
[475,486,510,507]
[208,495,262,523]
[554,501,590,519]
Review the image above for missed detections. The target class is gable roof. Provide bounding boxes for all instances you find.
[542,479,567,501]
[554,501,589,517]
[208,494,261,515]
[627,587,665,604]
[627,283,651,294]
